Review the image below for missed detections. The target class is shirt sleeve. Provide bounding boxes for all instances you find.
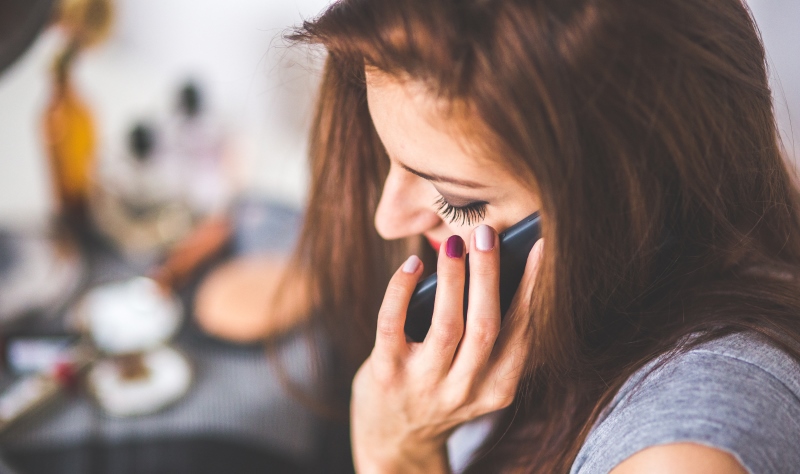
[571,337,800,474]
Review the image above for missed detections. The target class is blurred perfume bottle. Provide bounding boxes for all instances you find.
[43,44,96,229]
[166,81,232,217]
[90,122,193,260]
[114,124,181,205]
[42,0,114,232]
[57,0,113,48]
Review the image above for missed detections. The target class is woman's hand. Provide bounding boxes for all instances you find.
[351,225,544,473]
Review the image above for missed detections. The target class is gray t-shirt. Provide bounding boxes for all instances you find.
[571,332,800,474]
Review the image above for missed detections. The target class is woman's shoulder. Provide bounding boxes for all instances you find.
[571,331,800,474]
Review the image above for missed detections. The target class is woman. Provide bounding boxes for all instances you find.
[281,0,800,471]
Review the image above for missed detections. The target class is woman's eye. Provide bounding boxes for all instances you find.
[434,196,488,225]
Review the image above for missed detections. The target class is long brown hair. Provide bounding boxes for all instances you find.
[287,0,800,471]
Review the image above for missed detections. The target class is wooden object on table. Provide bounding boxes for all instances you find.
[194,254,311,343]
[150,215,233,292]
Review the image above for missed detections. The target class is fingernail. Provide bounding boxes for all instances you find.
[402,255,422,274]
[475,225,495,251]
[445,235,464,258]
[534,239,544,256]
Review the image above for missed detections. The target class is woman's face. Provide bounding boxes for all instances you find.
[367,71,540,251]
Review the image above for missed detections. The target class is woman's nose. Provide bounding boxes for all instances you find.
[374,168,441,241]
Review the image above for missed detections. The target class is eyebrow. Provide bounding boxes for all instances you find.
[399,162,488,189]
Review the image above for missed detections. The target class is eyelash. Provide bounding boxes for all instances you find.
[434,196,488,226]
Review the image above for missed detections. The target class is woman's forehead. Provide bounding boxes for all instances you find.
[366,73,510,185]
[365,71,497,170]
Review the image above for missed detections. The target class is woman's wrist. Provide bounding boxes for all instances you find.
[355,442,450,474]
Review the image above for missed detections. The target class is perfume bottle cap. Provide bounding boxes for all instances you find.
[129,123,155,162]
[179,81,202,118]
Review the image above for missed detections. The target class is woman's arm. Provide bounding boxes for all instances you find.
[612,443,748,474]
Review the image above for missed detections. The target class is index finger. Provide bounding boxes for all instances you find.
[373,255,424,364]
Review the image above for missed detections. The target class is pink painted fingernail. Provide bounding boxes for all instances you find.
[475,225,495,251]
[445,235,464,258]
[402,255,422,274]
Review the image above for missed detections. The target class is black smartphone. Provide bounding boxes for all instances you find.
[404,212,542,342]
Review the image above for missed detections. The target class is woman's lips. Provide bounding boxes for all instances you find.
[426,236,441,252]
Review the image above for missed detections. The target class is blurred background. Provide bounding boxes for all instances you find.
[0,0,331,227]
[1,0,798,227]
[0,1,332,473]
[0,0,797,473]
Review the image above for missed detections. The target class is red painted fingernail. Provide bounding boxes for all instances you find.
[445,235,464,258]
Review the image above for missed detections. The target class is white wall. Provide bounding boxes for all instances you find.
[0,0,331,227]
[747,0,800,161]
